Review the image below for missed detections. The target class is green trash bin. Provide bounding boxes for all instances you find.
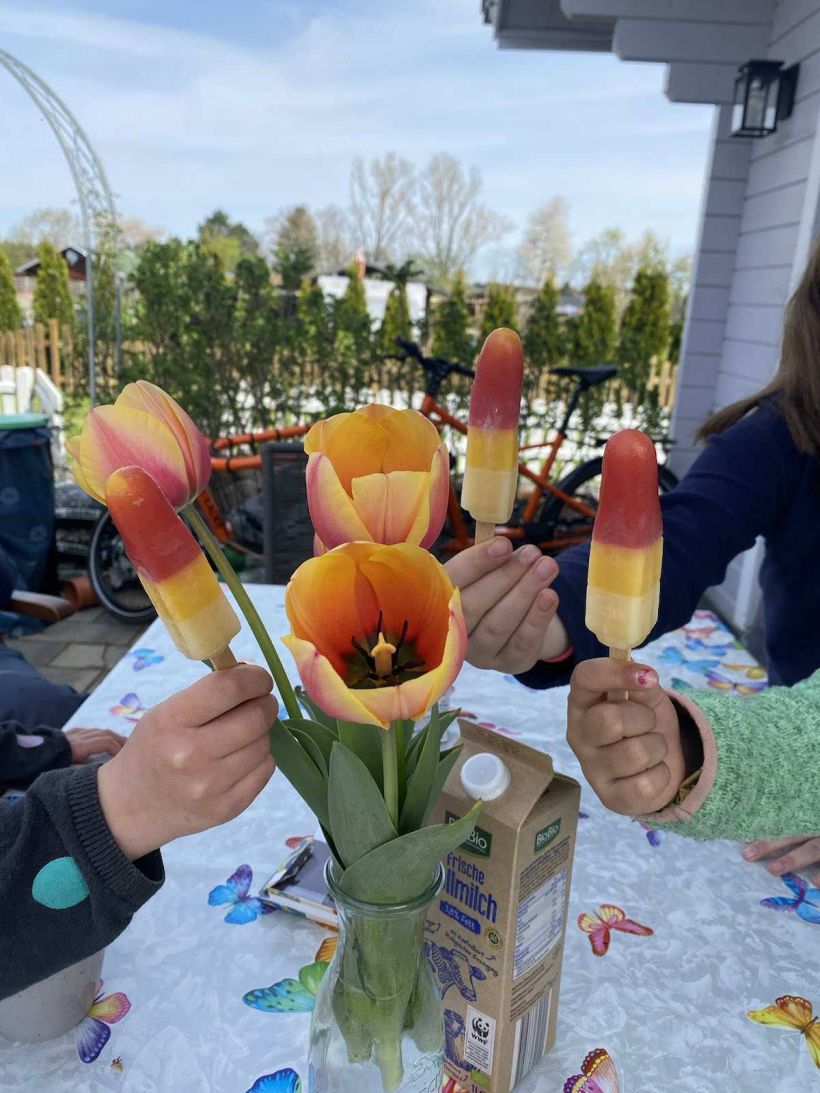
[0,412,54,591]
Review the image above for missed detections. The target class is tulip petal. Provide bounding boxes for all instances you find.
[71,406,190,509]
[420,444,450,550]
[286,545,379,676]
[350,471,430,545]
[118,381,211,492]
[305,453,372,549]
[282,635,387,726]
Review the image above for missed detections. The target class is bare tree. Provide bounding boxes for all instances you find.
[572,227,670,318]
[117,215,167,249]
[415,153,512,285]
[518,197,572,285]
[12,207,82,250]
[349,152,416,264]
[315,204,354,271]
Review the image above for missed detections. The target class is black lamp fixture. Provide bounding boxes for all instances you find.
[731,59,799,138]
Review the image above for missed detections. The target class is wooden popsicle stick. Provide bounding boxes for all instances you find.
[210,647,239,670]
[607,646,631,702]
[474,520,496,545]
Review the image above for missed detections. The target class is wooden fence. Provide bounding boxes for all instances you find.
[0,321,74,390]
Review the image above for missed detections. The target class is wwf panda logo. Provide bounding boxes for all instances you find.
[471,1016,491,1043]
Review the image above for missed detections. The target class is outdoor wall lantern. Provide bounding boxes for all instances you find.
[731,60,799,137]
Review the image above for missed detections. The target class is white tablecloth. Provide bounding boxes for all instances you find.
[2,587,818,1093]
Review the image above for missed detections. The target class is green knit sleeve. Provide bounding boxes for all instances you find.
[652,670,820,842]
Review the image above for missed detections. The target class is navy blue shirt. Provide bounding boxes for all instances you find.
[518,400,820,689]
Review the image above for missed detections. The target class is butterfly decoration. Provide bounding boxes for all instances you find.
[578,811,590,820]
[285,835,312,849]
[563,1047,620,1092]
[747,995,820,1068]
[577,905,654,957]
[684,637,730,656]
[705,668,767,697]
[75,981,131,1064]
[314,936,338,963]
[639,822,663,848]
[129,647,163,672]
[243,960,329,1013]
[110,1056,123,1073]
[109,692,146,721]
[244,1069,302,1093]
[760,873,820,925]
[208,864,275,925]
[720,662,767,681]
[681,622,719,641]
[658,646,722,674]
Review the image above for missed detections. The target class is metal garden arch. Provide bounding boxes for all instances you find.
[0,48,121,404]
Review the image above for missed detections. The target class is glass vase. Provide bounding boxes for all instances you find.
[308,861,445,1093]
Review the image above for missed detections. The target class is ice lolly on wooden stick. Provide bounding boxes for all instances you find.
[585,430,663,696]
[461,328,524,544]
[106,466,241,668]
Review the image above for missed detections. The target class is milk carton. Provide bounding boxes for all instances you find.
[426,720,580,1092]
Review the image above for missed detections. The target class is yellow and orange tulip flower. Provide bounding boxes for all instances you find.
[67,381,211,510]
[304,404,449,550]
[283,542,466,728]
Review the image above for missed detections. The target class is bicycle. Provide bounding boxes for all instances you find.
[389,338,678,556]
[88,423,311,622]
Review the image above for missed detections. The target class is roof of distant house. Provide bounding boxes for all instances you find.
[16,246,88,280]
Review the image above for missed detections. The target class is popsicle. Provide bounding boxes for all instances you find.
[461,328,524,544]
[105,466,240,668]
[585,429,663,680]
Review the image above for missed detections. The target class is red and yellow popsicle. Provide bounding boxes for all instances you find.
[461,328,524,544]
[106,466,240,667]
[585,429,663,656]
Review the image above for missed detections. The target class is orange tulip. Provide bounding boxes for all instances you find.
[283,542,466,728]
[67,381,211,510]
[304,405,449,550]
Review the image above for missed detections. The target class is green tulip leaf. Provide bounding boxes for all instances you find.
[339,801,481,903]
[399,707,447,834]
[299,960,330,996]
[422,745,462,827]
[268,718,329,829]
[290,727,328,776]
[283,716,337,768]
[337,718,384,791]
[328,742,397,867]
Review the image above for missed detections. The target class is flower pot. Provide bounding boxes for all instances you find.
[0,949,104,1043]
[308,862,444,1093]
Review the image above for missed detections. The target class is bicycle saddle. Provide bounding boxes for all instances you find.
[549,365,618,387]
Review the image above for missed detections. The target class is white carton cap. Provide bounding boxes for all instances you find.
[460,752,511,801]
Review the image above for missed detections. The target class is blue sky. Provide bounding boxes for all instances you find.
[0,0,713,270]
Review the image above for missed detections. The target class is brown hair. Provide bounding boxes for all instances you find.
[697,238,820,455]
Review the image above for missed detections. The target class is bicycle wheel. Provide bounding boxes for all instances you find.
[88,513,157,623]
[537,458,678,554]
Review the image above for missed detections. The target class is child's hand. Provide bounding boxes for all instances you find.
[566,658,686,816]
[444,537,560,673]
[65,727,127,764]
[97,665,277,860]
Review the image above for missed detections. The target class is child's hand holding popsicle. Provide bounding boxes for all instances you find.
[566,658,688,816]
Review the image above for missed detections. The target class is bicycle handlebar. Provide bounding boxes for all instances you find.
[390,338,475,386]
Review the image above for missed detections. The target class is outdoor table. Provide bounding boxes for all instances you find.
[1,585,815,1092]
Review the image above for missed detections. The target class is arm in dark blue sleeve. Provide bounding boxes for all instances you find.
[517,404,793,689]
[0,764,163,1000]
[0,546,16,607]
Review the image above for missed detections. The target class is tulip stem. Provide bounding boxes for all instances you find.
[382,722,399,829]
[184,503,301,721]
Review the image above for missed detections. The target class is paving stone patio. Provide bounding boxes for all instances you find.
[6,607,149,694]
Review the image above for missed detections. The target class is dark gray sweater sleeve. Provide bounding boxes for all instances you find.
[0,763,164,1001]
[0,722,72,784]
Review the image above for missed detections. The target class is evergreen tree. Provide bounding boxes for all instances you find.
[273,205,318,291]
[378,283,411,357]
[334,263,372,398]
[233,255,280,423]
[522,276,565,414]
[0,248,21,330]
[479,283,518,345]
[571,278,616,367]
[33,242,74,327]
[617,264,671,393]
[431,270,473,366]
